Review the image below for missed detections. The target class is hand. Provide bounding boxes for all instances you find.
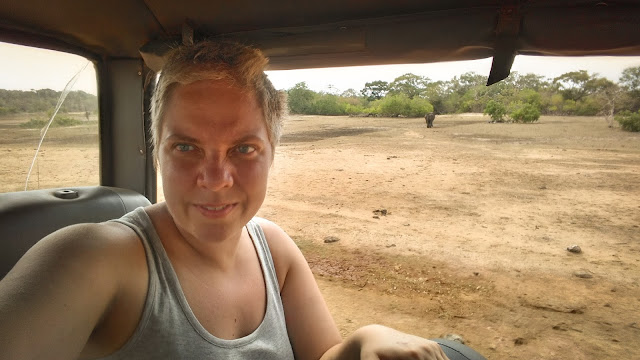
[357,325,450,360]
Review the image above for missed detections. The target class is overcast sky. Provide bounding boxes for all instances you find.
[2,41,640,96]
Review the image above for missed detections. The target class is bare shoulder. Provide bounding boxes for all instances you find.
[0,220,146,359]
[14,220,142,272]
[2,220,145,302]
[252,217,299,257]
[253,217,290,241]
[252,218,304,287]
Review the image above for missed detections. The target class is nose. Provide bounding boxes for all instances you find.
[197,155,233,191]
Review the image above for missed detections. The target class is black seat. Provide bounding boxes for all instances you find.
[0,186,151,279]
[431,338,487,360]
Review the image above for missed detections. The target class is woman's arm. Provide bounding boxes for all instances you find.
[0,222,134,360]
[259,219,448,360]
[259,219,342,360]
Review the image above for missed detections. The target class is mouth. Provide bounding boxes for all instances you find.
[195,203,236,218]
[202,204,230,211]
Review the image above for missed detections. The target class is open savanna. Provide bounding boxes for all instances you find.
[3,112,640,359]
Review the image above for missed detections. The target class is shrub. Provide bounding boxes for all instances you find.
[376,94,433,117]
[311,94,347,115]
[19,115,83,129]
[575,97,600,116]
[509,103,541,123]
[0,106,16,116]
[344,103,367,115]
[287,82,316,114]
[518,89,542,108]
[484,100,507,122]
[378,94,408,116]
[406,97,434,117]
[615,110,640,132]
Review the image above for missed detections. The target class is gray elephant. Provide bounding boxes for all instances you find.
[425,112,435,128]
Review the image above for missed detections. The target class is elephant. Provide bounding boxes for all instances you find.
[425,112,436,128]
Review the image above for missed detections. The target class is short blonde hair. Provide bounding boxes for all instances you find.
[150,40,286,161]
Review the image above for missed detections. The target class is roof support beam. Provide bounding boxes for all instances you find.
[487,3,522,86]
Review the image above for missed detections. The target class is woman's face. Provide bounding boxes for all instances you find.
[158,79,273,243]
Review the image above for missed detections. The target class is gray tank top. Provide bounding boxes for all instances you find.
[100,207,295,360]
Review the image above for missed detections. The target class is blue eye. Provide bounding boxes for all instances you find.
[237,145,256,154]
[175,144,195,152]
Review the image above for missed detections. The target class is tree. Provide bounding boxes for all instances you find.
[589,77,622,126]
[552,70,598,102]
[388,73,429,99]
[619,66,640,92]
[340,88,359,98]
[619,66,640,111]
[287,82,316,114]
[512,72,549,91]
[361,80,389,101]
[449,72,485,96]
[421,80,449,112]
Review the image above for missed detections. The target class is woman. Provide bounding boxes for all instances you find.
[0,40,449,360]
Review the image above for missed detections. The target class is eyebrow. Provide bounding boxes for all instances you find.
[163,133,266,145]
[163,133,200,144]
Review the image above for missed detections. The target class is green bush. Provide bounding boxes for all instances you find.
[0,106,16,116]
[311,95,347,115]
[509,103,541,123]
[376,94,433,117]
[575,97,601,116]
[287,82,316,114]
[19,115,83,129]
[518,89,542,108]
[378,94,407,116]
[615,110,640,132]
[484,100,507,122]
[562,99,577,115]
[344,103,368,115]
[406,97,434,117]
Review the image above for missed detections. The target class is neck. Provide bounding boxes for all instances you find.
[149,203,246,273]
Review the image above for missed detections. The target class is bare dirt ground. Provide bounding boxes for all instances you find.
[2,113,639,359]
[256,114,640,360]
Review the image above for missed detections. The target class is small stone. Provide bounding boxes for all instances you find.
[442,334,465,344]
[373,215,380,219]
[373,209,388,216]
[552,323,568,331]
[567,245,582,253]
[386,244,396,248]
[473,272,480,276]
[574,269,594,279]
[323,236,340,243]
[514,337,526,345]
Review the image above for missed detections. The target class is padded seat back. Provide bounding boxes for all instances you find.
[0,186,151,279]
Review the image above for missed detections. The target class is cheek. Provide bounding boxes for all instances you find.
[159,155,197,187]
[237,160,270,190]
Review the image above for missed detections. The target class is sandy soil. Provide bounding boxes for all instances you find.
[256,114,640,359]
[2,113,639,359]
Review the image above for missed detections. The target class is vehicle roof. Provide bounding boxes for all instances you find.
[2,0,640,83]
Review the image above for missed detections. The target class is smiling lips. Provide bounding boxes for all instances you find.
[195,203,236,218]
